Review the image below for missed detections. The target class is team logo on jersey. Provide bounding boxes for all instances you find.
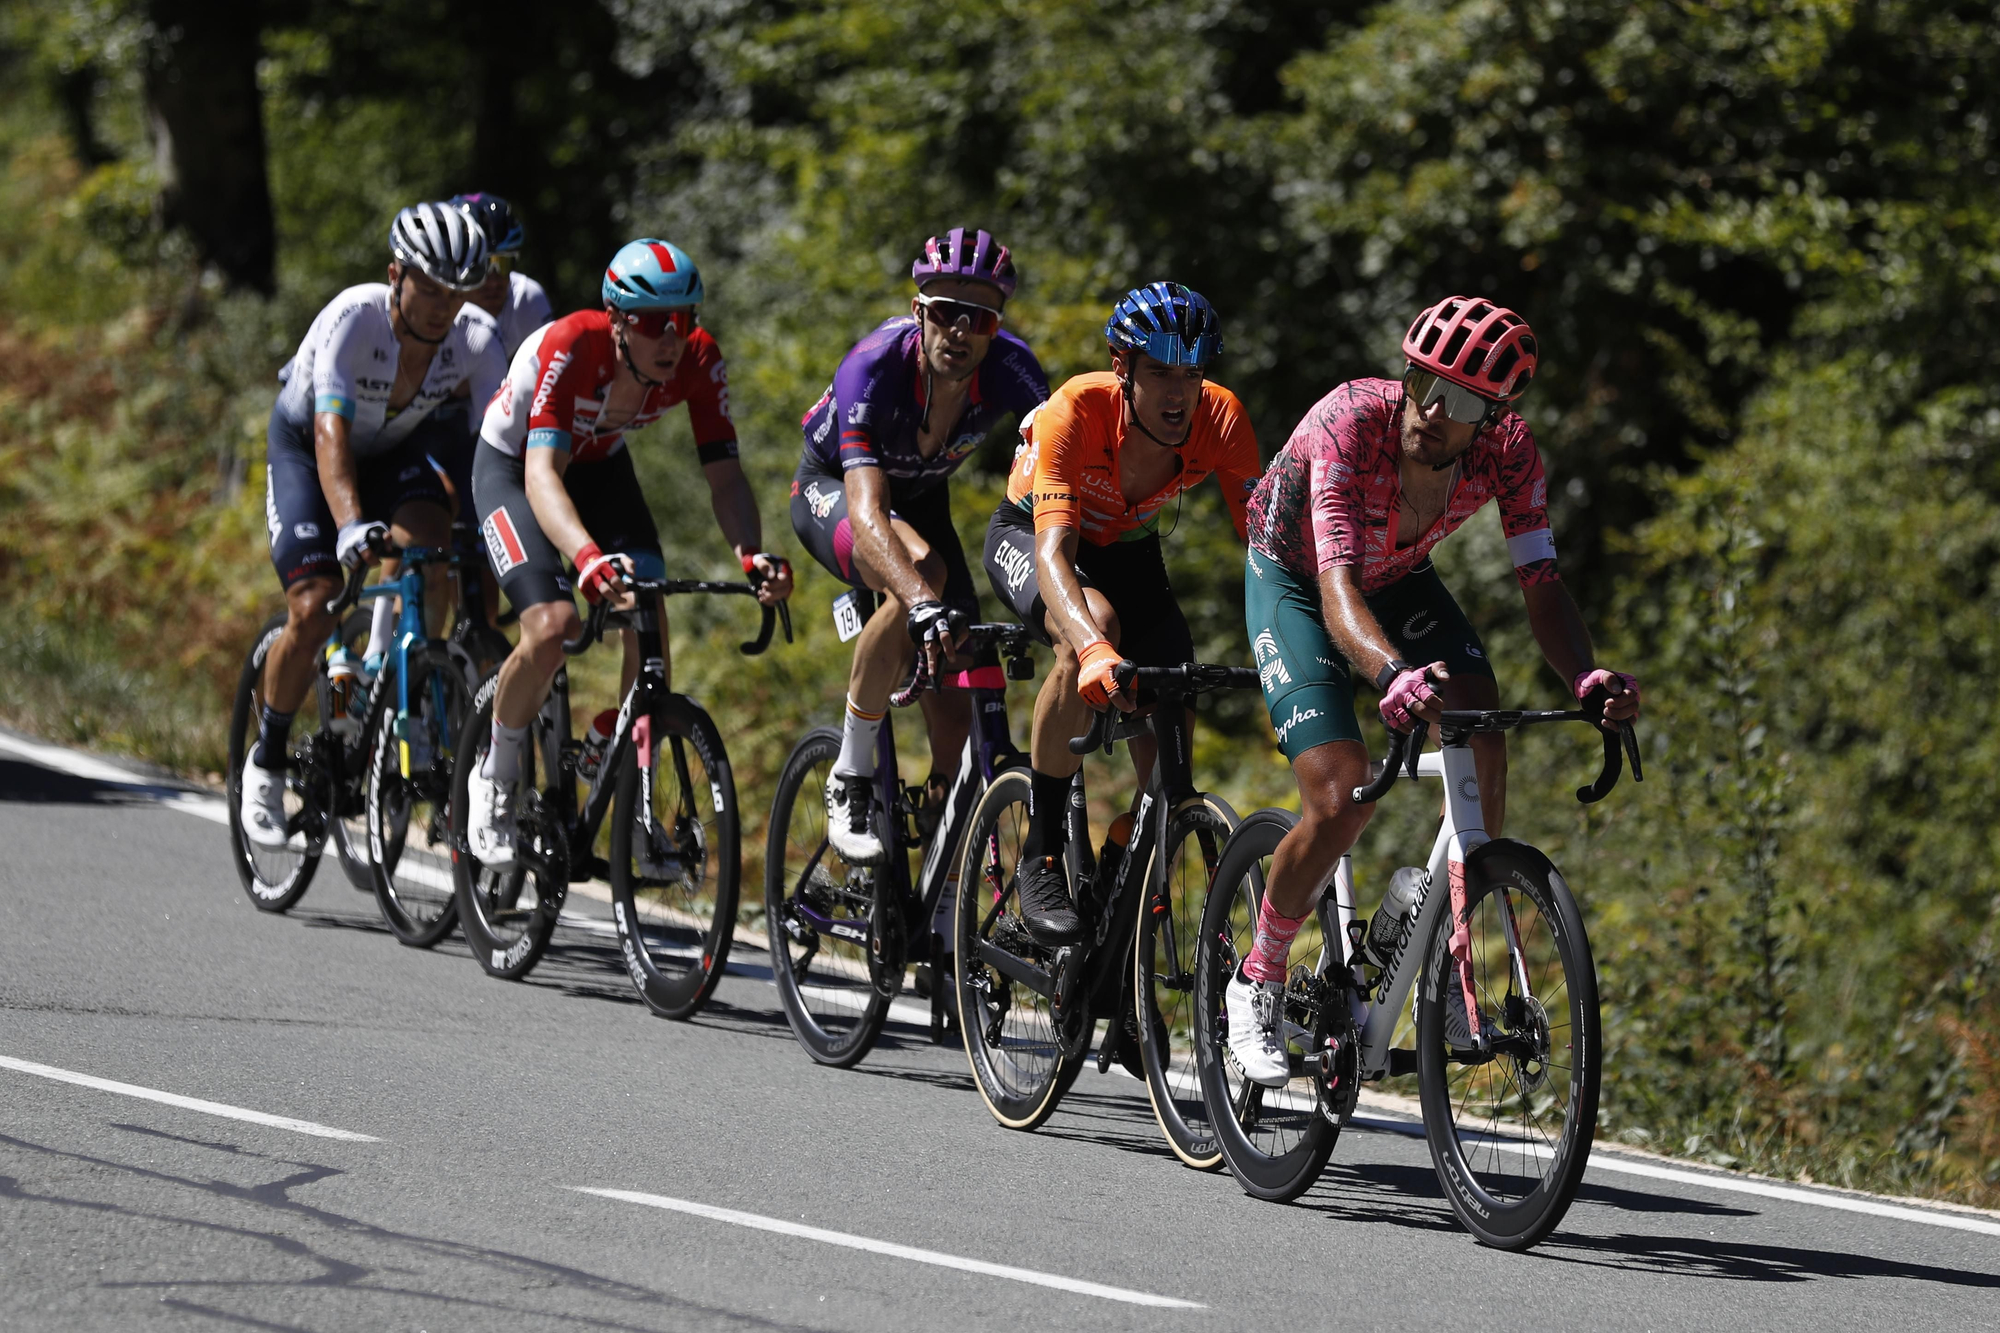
[803,482,839,520]
[483,507,527,576]
[1402,612,1437,639]
[992,537,1035,593]
[1274,703,1322,746]
[294,522,319,541]
[532,350,571,420]
[1252,629,1291,691]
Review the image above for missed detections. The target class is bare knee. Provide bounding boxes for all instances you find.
[516,602,581,673]
[284,578,340,645]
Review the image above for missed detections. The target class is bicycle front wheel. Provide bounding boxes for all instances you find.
[609,694,739,1019]
[1195,809,1342,1202]
[1416,844,1600,1250]
[366,650,470,948]
[1134,793,1237,1169]
[451,689,562,980]
[227,613,321,912]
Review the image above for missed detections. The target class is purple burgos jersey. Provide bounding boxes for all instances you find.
[800,317,1049,497]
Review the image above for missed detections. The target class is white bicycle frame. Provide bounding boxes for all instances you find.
[1317,737,1532,1078]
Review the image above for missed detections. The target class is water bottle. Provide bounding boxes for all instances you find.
[325,645,361,740]
[577,709,618,787]
[1363,866,1427,968]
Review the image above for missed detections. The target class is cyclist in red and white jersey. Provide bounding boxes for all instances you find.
[464,238,791,867]
[1225,296,1641,1084]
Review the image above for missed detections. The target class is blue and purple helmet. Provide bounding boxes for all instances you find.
[603,238,704,310]
[912,227,1017,299]
[450,192,524,255]
[1105,282,1222,368]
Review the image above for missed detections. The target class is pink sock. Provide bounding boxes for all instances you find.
[1243,898,1307,983]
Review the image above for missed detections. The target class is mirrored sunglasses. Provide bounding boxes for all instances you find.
[623,308,695,339]
[1404,369,1496,426]
[916,293,1003,337]
[488,253,519,276]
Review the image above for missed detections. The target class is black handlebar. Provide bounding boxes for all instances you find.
[1067,661,1262,755]
[324,539,405,617]
[888,622,1040,708]
[563,577,794,658]
[1349,689,1642,806]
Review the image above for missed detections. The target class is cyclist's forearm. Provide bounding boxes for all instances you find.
[700,457,764,557]
[1035,527,1104,651]
[1317,566,1400,681]
[524,452,593,561]
[845,471,928,606]
[313,413,363,528]
[1523,579,1596,686]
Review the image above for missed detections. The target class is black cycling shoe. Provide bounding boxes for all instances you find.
[1015,855,1081,946]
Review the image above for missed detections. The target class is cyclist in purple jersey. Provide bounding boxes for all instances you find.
[792,227,1049,862]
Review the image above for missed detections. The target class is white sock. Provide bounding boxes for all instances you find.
[367,594,397,659]
[832,695,884,778]
[482,719,529,783]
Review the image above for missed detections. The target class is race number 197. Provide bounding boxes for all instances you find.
[832,590,865,643]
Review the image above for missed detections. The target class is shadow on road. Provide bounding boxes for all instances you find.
[1538,1227,2000,1287]
[0,757,162,807]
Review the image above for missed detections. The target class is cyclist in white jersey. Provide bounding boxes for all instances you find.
[241,202,506,846]
[452,193,553,360]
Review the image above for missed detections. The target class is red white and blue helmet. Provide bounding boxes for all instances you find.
[388,202,490,292]
[912,227,1017,299]
[602,238,705,310]
[450,192,524,256]
[1105,282,1222,368]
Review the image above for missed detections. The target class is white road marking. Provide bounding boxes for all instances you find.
[1585,1156,2000,1238]
[0,1055,380,1142]
[571,1188,1205,1308]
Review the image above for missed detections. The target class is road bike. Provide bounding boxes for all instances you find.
[953,660,1257,1156]
[1193,700,1641,1249]
[450,577,786,1019]
[765,614,1037,1067]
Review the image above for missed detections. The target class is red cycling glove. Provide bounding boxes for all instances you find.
[574,542,625,606]
[1077,640,1129,710]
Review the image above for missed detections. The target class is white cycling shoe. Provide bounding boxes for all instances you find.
[824,773,884,865]
[239,756,291,848]
[1226,965,1292,1088]
[466,768,519,869]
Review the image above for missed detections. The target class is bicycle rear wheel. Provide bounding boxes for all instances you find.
[227,613,322,912]
[1134,793,1237,1169]
[764,729,893,1066]
[366,649,470,947]
[1416,844,1600,1250]
[1196,809,1344,1201]
[451,689,562,980]
[610,694,739,1019]
[954,767,1078,1130]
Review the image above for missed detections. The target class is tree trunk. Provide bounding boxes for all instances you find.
[144,0,275,294]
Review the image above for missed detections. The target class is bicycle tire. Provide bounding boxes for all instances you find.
[1134,793,1238,1169]
[763,729,893,1066]
[609,693,739,1019]
[1416,844,1600,1250]
[1196,808,1342,1201]
[366,648,469,948]
[227,612,326,912]
[451,687,561,980]
[954,767,1080,1130]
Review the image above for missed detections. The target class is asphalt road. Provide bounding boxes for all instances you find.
[3,733,1998,1331]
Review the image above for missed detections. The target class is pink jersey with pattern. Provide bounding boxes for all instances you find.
[1245,377,1558,593]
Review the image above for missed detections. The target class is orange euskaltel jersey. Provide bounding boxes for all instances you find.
[1004,371,1261,545]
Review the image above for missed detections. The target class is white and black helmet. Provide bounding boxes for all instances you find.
[388,202,490,292]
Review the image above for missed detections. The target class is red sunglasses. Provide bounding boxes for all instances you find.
[622,308,696,339]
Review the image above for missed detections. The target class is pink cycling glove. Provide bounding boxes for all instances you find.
[1379,664,1443,733]
[1573,668,1641,707]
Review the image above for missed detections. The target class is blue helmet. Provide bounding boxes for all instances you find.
[602,238,704,310]
[450,192,524,255]
[1105,282,1222,368]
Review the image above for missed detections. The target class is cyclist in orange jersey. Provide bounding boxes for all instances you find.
[981,282,1261,945]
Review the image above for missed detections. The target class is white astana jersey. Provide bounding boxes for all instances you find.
[493,271,555,361]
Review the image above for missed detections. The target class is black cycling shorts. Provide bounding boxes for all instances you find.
[788,462,980,620]
[472,443,667,614]
[981,501,1195,670]
[264,402,455,589]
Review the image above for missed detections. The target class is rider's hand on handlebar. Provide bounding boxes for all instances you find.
[1378,660,1448,732]
[575,542,636,610]
[906,599,968,678]
[336,520,391,570]
[1574,668,1641,729]
[742,552,793,605]
[1077,639,1135,712]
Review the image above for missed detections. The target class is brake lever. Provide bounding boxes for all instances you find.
[1404,720,1428,779]
[1620,719,1644,782]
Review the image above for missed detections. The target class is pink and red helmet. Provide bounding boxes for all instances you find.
[1402,296,1539,402]
[913,227,1017,300]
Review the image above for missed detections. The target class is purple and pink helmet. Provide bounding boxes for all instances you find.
[912,227,1017,299]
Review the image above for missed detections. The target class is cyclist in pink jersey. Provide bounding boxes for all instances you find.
[1226,296,1641,1084]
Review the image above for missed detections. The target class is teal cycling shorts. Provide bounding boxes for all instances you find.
[1245,546,1494,760]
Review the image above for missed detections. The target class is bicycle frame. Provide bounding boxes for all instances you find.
[353,545,455,782]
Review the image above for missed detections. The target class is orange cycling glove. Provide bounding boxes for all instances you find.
[1076,640,1129,710]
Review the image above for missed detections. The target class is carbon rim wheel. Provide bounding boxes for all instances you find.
[954,767,1074,1130]
[763,729,891,1067]
[609,695,739,1019]
[1195,809,1340,1202]
[227,613,321,912]
[1417,849,1600,1250]
[366,651,468,948]
[1135,794,1237,1169]
[451,693,560,980]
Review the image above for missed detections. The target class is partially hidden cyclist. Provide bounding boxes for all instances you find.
[1227,295,1641,1084]
[792,227,1049,863]
[465,238,792,867]
[241,202,504,846]
[452,193,554,360]
[982,282,1262,946]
